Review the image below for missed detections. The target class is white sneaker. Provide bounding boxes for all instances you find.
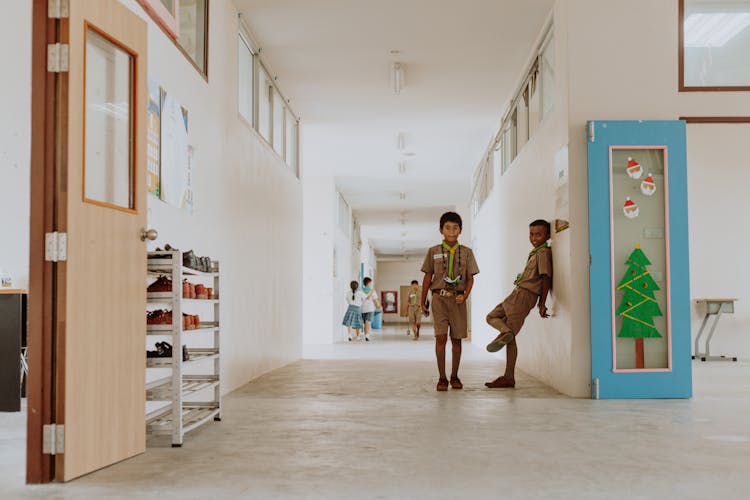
[365,335,370,342]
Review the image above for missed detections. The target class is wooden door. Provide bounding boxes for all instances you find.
[55,0,147,480]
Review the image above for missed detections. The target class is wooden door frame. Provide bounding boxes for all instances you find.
[27,0,58,484]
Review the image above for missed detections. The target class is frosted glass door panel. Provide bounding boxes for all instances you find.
[610,148,670,370]
[85,28,134,210]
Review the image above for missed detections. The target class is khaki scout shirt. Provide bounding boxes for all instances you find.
[516,246,552,296]
[421,244,480,292]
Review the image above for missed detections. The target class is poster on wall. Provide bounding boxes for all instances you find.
[146,79,161,197]
[159,89,192,210]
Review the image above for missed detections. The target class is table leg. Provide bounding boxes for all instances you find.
[693,313,711,359]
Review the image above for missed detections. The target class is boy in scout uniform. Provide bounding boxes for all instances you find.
[485,219,552,389]
[421,212,480,391]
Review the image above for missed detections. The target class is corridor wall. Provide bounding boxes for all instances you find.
[121,0,303,393]
[473,0,750,397]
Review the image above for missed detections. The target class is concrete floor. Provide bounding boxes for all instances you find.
[2,326,750,499]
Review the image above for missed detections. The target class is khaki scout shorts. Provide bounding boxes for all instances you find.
[486,287,538,335]
[431,290,468,339]
[407,305,422,325]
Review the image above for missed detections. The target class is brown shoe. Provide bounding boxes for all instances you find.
[193,314,200,328]
[486,332,514,353]
[436,378,449,391]
[195,284,207,299]
[450,376,463,389]
[182,279,191,298]
[148,276,172,292]
[485,376,515,388]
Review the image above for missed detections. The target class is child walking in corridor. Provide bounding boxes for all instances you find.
[421,212,479,391]
[407,280,422,340]
[343,280,365,341]
[485,219,552,388]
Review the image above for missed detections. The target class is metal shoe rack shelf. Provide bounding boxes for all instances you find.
[145,250,221,447]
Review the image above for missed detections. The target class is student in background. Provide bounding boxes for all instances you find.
[407,280,424,340]
[361,277,380,342]
[343,280,365,341]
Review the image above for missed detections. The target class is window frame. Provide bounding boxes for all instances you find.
[137,0,209,80]
[678,0,750,92]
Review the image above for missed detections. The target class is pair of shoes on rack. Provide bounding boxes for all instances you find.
[147,309,173,325]
[183,250,214,273]
[147,341,172,358]
[151,244,179,259]
[148,276,172,292]
[183,313,201,330]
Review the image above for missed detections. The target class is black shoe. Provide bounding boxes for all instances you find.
[156,341,173,358]
[182,345,189,362]
[182,250,198,270]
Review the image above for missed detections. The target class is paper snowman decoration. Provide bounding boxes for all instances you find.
[640,173,656,196]
[626,157,643,179]
[623,197,639,219]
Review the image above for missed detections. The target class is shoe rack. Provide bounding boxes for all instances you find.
[145,250,221,447]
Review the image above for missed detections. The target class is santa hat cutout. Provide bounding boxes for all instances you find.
[641,173,656,196]
[623,197,639,219]
[626,157,643,179]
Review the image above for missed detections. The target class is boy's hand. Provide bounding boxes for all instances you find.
[538,304,549,318]
[421,305,429,316]
[455,294,466,305]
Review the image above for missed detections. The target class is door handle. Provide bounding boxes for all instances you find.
[141,228,158,241]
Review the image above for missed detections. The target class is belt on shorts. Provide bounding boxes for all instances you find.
[434,289,463,297]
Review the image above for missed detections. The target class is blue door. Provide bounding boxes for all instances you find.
[588,120,692,399]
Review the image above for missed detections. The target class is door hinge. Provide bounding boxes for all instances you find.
[42,424,65,455]
[45,232,68,262]
[587,121,595,143]
[48,0,69,18]
[47,43,69,73]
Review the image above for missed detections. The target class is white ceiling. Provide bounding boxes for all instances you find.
[235,0,554,258]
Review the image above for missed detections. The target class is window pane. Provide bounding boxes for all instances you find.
[238,36,253,124]
[516,95,528,153]
[258,68,271,141]
[541,32,555,118]
[683,1,750,87]
[285,108,296,167]
[272,90,284,154]
[528,76,540,137]
[85,29,134,210]
[178,0,207,73]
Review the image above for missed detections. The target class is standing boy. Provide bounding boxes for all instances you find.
[406,280,422,340]
[485,219,552,388]
[421,212,480,391]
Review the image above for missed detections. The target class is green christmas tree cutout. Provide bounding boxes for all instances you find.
[616,245,662,368]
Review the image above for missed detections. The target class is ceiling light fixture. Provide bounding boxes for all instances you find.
[392,62,404,94]
[399,192,406,200]
[398,161,406,174]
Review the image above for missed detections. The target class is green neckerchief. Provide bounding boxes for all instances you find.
[514,243,548,285]
[409,289,418,305]
[442,241,459,279]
